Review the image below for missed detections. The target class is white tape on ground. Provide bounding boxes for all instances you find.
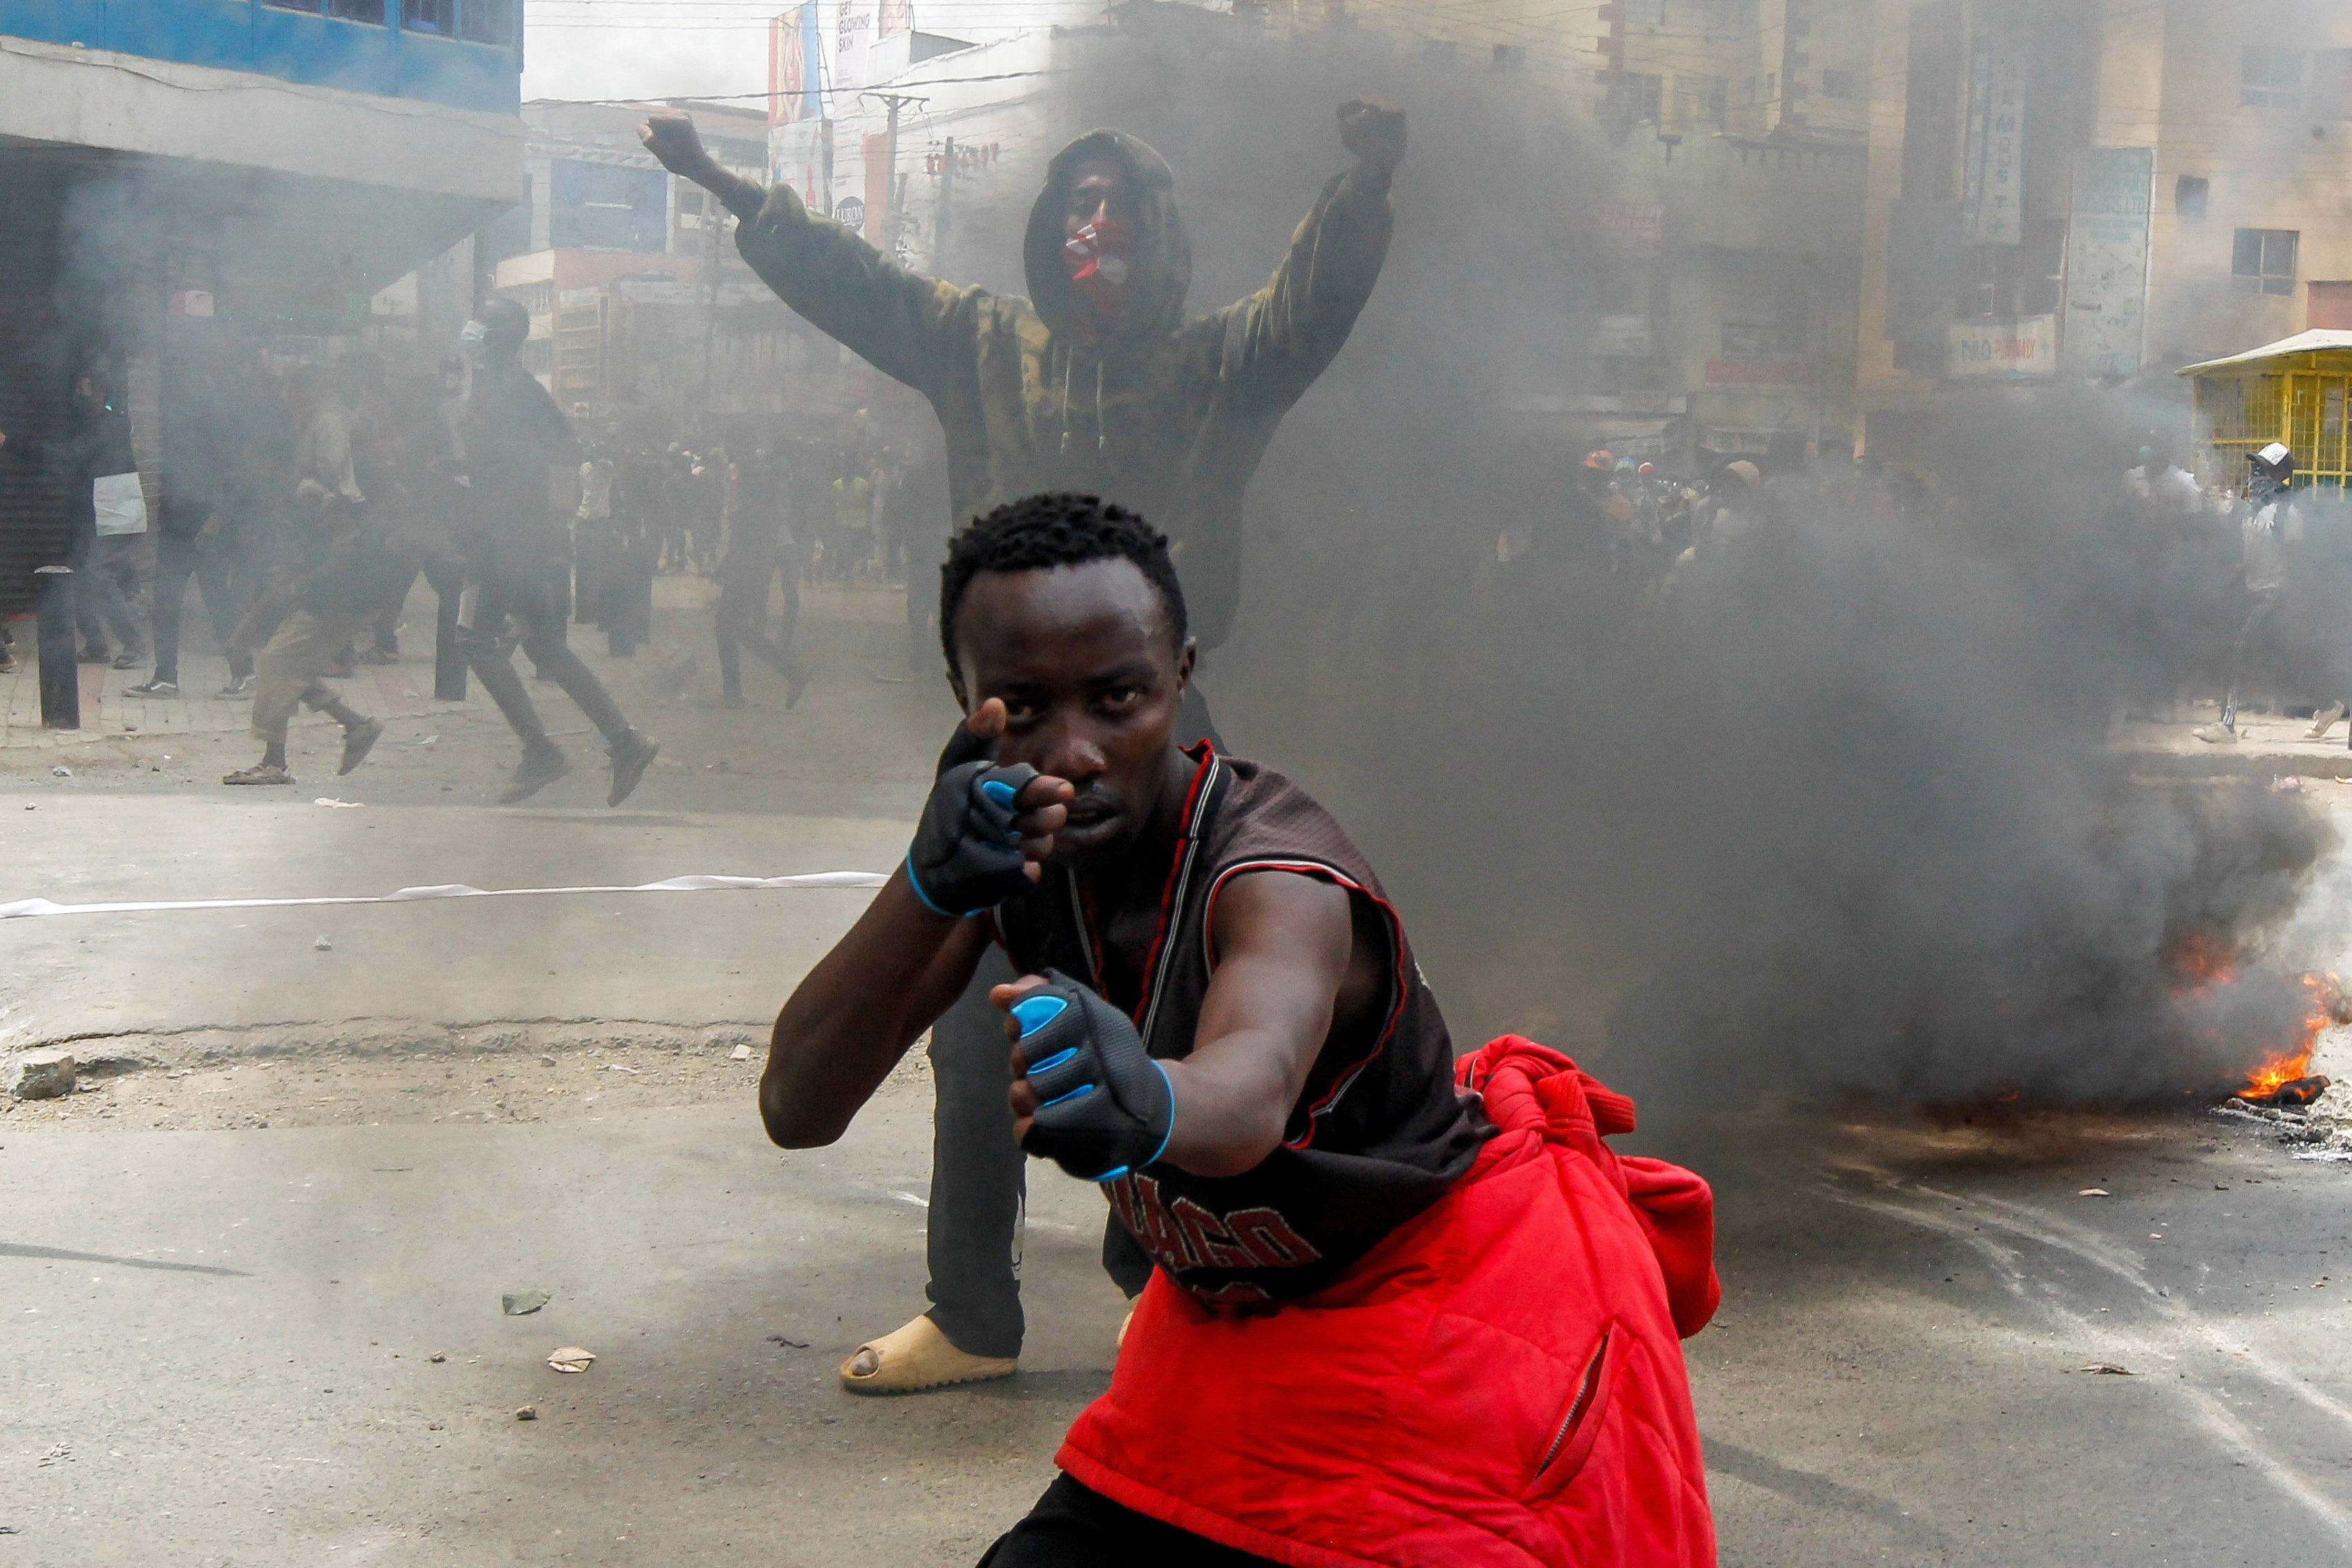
[0,871,890,920]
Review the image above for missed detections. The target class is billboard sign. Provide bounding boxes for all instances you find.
[2060,146,2154,381]
[1947,314,2056,381]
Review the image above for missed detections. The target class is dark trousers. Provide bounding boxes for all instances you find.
[151,529,250,685]
[371,554,463,656]
[2219,586,2285,729]
[71,530,146,656]
[922,683,1224,1359]
[977,1475,1280,1567]
[458,568,631,747]
[714,550,802,699]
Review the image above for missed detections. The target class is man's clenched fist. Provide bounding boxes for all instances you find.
[903,700,1070,918]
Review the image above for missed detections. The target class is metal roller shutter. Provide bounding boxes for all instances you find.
[0,158,69,616]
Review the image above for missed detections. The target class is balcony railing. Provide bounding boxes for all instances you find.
[0,0,520,113]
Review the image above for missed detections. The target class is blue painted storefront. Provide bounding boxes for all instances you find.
[0,1,520,113]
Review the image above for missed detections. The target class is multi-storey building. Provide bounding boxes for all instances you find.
[480,99,840,430]
[0,0,524,609]
[1851,0,2352,472]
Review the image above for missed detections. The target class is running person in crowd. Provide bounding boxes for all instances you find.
[712,444,810,710]
[641,94,1403,1393]
[452,298,660,805]
[220,367,394,787]
[760,495,1719,1567]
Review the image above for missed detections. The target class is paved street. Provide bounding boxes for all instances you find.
[6,584,2352,1566]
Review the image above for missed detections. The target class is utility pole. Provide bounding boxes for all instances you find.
[699,197,725,428]
[866,90,927,252]
[935,135,955,275]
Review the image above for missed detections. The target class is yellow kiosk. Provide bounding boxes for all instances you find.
[2179,329,2352,490]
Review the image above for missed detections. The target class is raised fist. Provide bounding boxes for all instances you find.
[639,111,715,180]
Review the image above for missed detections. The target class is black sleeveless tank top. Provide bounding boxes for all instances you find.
[994,746,1489,1304]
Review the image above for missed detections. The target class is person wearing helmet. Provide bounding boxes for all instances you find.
[2196,442,2302,744]
[450,297,660,804]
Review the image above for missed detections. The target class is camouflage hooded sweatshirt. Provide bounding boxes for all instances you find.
[722,129,1391,649]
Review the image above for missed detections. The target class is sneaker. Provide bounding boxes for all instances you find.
[0,649,17,673]
[499,744,571,805]
[125,679,179,698]
[718,691,747,710]
[338,717,385,776]
[606,729,658,807]
[359,647,400,666]
[2192,722,2240,745]
[2306,702,2346,740]
[216,675,254,699]
[222,763,295,786]
[111,651,143,671]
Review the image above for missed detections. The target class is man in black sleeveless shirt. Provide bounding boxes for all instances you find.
[762,493,1489,1562]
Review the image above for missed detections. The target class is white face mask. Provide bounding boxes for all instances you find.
[458,319,488,348]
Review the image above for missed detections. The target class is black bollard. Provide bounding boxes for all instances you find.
[34,565,79,729]
[433,580,466,701]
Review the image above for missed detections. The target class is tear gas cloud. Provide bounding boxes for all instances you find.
[1049,25,2343,1116]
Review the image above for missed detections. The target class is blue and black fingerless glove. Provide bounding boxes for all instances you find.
[1012,969,1175,1183]
[905,724,1040,917]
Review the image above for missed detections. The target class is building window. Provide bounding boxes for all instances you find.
[1674,77,1728,128]
[1819,68,1859,99]
[329,0,385,19]
[262,1,323,11]
[1492,44,1527,73]
[2240,46,2304,110]
[461,0,518,45]
[2233,228,2300,296]
[1619,73,1665,123]
[403,1,456,35]
[2174,175,2209,222]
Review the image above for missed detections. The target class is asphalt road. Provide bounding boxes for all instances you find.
[7,588,2352,1565]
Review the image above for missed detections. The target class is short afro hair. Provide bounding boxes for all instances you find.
[939,493,1188,680]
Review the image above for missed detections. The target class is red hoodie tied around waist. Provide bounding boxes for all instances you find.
[1057,1037,1721,1568]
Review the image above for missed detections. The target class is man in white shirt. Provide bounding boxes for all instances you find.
[2196,443,2302,744]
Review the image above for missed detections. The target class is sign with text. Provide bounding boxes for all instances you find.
[1962,37,2027,246]
[2060,146,2154,381]
[1947,314,2056,381]
[1593,200,1665,259]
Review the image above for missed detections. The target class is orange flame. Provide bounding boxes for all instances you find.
[2166,932,2235,991]
[2241,973,2340,1099]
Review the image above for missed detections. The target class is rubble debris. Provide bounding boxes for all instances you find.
[546,1346,596,1373]
[50,766,69,777]
[766,1333,810,1348]
[514,1406,537,1421]
[312,798,363,809]
[313,936,334,951]
[428,1353,447,1363]
[6,1051,77,1100]
[501,1290,551,1316]
[2077,1363,2136,1375]
[2077,1188,2110,1196]
[730,1044,753,1061]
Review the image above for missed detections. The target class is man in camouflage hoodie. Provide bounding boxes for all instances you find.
[642,96,1402,1392]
